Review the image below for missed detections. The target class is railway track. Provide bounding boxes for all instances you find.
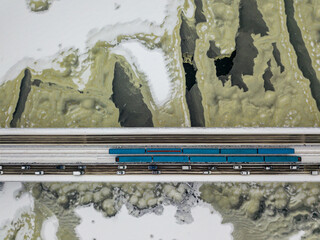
[1,134,320,144]
[1,128,320,179]
[1,164,319,175]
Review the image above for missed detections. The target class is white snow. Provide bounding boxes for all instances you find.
[0,182,34,230]
[75,204,233,240]
[289,231,305,240]
[0,0,184,86]
[40,215,59,240]
[112,41,171,106]
[184,0,195,18]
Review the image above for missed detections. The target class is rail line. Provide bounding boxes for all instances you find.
[0,134,320,144]
[1,129,320,180]
[1,128,320,144]
[0,163,319,176]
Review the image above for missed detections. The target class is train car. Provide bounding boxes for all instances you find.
[110,149,145,154]
[258,148,295,154]
[153,156,189,162]
[146,148,182,154]
[221,148,257,154]
[227,156,264,163]
[264,156,300,162]
[183,148,219,154]
[190,156,226,162]
[111,147,300,164]
[116,156,152,163]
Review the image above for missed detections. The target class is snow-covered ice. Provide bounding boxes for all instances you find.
[40,215,59,240]
[0,182,34,228]
[0,182,34,239]
[289,231,305,240]
[0,0,184,86]
[75,204,233,240]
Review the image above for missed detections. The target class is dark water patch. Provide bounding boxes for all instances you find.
[238,0,268,36]
[207,40,221,59]
[214,50,236,78]
[239,0,269,36]
[180,14,205,127]
[252,200,266,221]
[312,212,319,219]
[194,0,206,24]
[284,0,320,110]
[280,207,289,217]
[229,32,254,91]
[263,60,275,91]
[48,82,57,87]
[184,62,197,91]
[272,43,285,73]
[232,32,257,77]
[32,79,42,87]
[179,0,207,126]
[313,228,320,234]
[10,69,32,128]
[180,14,198,55]
[185,78,205,126]
[293,214,309,224]
[111,62,153,127]
[183,59,205,127]
[179,0,207,127]
[229,0,269,90]
[230,0,269,91]
[207,0,269,91]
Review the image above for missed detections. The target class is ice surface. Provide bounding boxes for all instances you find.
[289,231,305,240]
[40,216,59,240]
[75,204,233,240]
[0,183,34,232]
[0,0,179,85]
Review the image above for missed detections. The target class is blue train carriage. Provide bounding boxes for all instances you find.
[109,148,146,154]
[220,148,257,154]
[264,156,301,163]
[183,148,219,154]
[116,156,152,163]
[257,148,300,163]
[257,148,295,154]
[146,148,182,154]
[190,156,226,162]
[153,156,189,162]
[227,156,264,163]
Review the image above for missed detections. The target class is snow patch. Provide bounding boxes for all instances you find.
[289,231,305,240]
[184,0,195,18]
[40,215,59,240]
[0,182,34,228]
[0,0,183,86]
[75,204,233,240]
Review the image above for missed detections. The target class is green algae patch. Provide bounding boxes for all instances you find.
[195,0,320,127]
[0,70,25,127]
[294,0,320,83]
[0,182,195,240]
[2,0,320,127]
[27,0,52,12]
[0,36,191,127]
[0,44,121,128]
[200,182,320,240]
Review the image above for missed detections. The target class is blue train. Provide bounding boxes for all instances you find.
[110,148,301,163]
